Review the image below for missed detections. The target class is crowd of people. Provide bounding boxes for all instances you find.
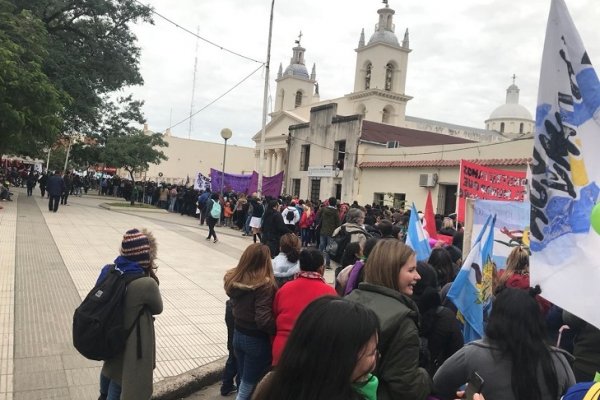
[4,164,599,399]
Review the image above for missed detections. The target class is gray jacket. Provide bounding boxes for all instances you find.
[433,338,575,400]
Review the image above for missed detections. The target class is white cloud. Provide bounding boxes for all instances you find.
[128,0,600,146]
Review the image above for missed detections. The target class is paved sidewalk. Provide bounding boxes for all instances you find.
[0,189,335,399]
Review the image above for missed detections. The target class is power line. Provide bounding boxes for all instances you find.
[133,0,263,64]
[165,63,265,132]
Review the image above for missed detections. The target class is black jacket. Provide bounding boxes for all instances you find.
[261,210,292,256]
[46,175,65,196]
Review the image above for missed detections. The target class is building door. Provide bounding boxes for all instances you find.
[443,184,457,216]
[335,183,342,200]
[310,178,320,204]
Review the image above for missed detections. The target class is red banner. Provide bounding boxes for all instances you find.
[457,160,527,222]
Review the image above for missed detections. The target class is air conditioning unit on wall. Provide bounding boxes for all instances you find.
[419,173,438,187]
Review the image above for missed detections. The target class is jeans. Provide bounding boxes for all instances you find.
[48,195,60,212]
[319,235,333,266]
[222,352,240,393]
[99,373,121,400]
[233,330,271,400]
[244,215,252,235]
[207,217,218,240]
[301,228,311,246]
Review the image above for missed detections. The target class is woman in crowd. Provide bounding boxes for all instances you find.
[253,296,380,400]
[332,208,370,249]
[433,287,575,400]
[335,242,363,294]
[412,261,463,376]
[248,196,264,243]
[272,233,301,287]
[205,192,220,243]
[428,247,455,288]
[261,199,292,257]
[224,244,278,400]
[298,203,315,247]
[497,246,551,315]
[99,228,163,400]
[271,248,337,365]
[346,239,432,400]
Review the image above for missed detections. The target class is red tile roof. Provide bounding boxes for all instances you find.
[359,158,530,168]
[361,120,476,146]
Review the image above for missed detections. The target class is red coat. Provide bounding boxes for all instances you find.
[271,275,337,365]
[502,272,552,316]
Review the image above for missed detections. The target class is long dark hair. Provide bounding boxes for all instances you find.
[255,296,379,400]
[485,287,559,400]
[428,247,454,287]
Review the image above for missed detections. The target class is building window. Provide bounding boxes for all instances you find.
[300,144,310,171]
[385,63,393,91]
[310,178,320,204]
[519,123,524,133]
[334,140,346,170]
[295,90,302,108]
[393,193,406,209]
[373,192,385,207]
[500,122,505,133]
[387,141,400,148]
[365,63,372,89]
[292,179,301,197]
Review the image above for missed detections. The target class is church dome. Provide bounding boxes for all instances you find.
[488,103,532,120]
[284,63,309,79]
[487,79,533,121]
[368,30,400,47]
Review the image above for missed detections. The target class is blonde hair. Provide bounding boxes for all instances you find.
[498,246,529,287]
[224,243,275,294]
[364,239,415,291]
[442,217,454,229]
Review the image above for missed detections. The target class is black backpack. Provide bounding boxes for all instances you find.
[285,208,296,222]
[73,265,144,361]
[326,226,369,263]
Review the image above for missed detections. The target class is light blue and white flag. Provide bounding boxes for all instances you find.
[406,203,431,261]
[448,214,496,343]
[530,0,600,329]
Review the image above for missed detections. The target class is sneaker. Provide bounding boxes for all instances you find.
[220,385,237,396]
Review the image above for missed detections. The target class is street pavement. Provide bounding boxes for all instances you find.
[0,188,335,399]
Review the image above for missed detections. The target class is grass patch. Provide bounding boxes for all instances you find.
[105,202,157,209]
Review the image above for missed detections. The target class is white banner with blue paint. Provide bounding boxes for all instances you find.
[530,0,600,329]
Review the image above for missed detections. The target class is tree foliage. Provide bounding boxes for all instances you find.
[0,0,66,156]
[11,0,153,132]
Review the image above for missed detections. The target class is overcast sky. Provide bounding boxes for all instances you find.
[127,0,600,147]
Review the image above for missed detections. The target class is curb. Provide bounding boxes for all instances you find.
[152,357,225,400]
[99,203,168,213]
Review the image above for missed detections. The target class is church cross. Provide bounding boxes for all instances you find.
[512,74,517,85]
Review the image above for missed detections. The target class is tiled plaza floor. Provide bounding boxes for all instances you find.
[0,188,334,399]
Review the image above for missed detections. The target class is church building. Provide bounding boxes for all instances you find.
[253,2,534,214]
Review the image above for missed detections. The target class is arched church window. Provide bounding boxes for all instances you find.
[295,90,302,108]
[382,107,391,123]
[519,123,524,134]
[385,63,393,91]
[500,122,505,133]
[365,63,372,90]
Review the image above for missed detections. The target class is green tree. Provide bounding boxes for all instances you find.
[0,0,67,156]
[12,0,153,132]
[102,131,168,204]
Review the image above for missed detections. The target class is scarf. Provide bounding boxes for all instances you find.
[296,271,326,283]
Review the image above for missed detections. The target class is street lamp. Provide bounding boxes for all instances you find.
[220,128,232,197]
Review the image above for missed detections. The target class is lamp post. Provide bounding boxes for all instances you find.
[220,128,232,227]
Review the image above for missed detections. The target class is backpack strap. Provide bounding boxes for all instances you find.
[124,306,147,360]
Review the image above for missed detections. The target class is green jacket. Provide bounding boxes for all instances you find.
[318,206,340,236]
[346,283,432,400]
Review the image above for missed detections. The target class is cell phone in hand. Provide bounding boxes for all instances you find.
[465,371,484,399]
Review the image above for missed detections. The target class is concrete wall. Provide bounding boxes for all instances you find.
[140,134,255,184]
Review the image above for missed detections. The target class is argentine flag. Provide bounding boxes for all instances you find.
[448,214,496,343]
[406,203,431,261]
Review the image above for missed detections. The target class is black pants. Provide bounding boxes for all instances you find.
[48,195,60,212]
[207,217,218,240]
[40,186,46,197]
[26,186,33,196]
[60,193,69,205]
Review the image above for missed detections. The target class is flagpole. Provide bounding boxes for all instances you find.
[257,0,275,196]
